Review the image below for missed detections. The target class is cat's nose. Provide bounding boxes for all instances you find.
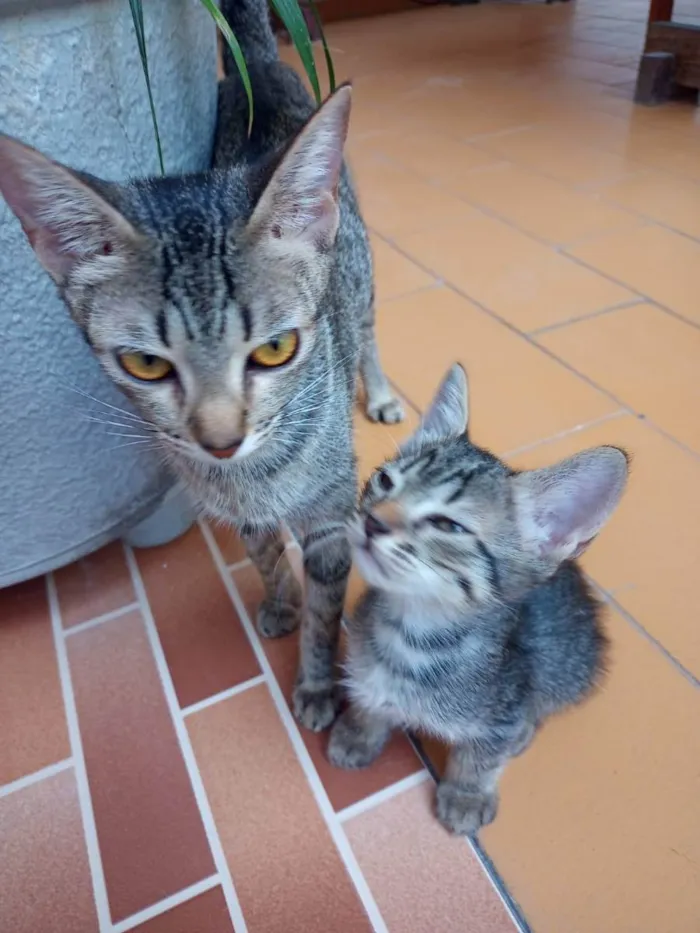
[365,513,391,538]
[202,438,243,460]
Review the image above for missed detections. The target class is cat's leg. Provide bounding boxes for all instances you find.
[242,528,303,639]
[359,312,405,425]
[436,722,536,836]
[328,704,393,769]
[292,524,352,732]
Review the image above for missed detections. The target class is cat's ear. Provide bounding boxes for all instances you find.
[512,446,629,565]
[400,364,469,457]
[0,133,142,287]
[246,84,351,251]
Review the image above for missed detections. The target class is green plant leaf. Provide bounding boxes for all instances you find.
[128,0,165,174]
[198,0,254,134]
[270,0,322,104]
[306,0,335,93]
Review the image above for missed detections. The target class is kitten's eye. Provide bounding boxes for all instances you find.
[118,352,174,382]
[249,330,299,368]
[427,515,471,534]
[376,469,394,492]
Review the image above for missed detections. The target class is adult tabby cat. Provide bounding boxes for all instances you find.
[329,364,628,834]
[0,0,403,731]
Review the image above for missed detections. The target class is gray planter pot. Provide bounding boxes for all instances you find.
[0,0,218,587]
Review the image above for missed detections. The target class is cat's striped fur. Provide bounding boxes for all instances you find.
[0,0,402,731]
[329,365,628,834]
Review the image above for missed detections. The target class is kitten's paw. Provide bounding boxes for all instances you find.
[293,684,340,732]
[256,599,302,639]
[435,783,498,836]
[327,711,386,769]
[366,395,405,425]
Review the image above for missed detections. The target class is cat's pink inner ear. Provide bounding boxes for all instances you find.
[513,446,628,563]
[247,84,352,247]
[0,133,138,285]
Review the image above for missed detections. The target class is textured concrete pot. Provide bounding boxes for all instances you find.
[0,0,218,587]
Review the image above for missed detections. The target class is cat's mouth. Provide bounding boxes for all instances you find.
[352,538,390,584]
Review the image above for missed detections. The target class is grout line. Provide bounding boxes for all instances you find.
[226,557,251,572]
[63,602,140,637]
[46,575,113,933]
[199,520,390,933]
[124,546,249,933]
[112,875,221,933]
[181,675,266,718]
[0,758,73,799]
[587,578,700,690]
[337,770,430,824]
[371,228,700,465]
[502,410,629,459]
[408,734,533,933]
[527,297,645,336]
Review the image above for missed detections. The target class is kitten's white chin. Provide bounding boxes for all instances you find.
[351,544,389,588]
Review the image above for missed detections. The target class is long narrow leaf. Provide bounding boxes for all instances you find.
[128,0,164,174]
[306,0,335,93]
[270,0,322,104]
[198,0,254,134]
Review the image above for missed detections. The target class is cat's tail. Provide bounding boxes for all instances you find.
[220,0,279,74]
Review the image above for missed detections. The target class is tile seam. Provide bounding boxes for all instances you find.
[45,574,113,932]
[0,757,73,799]
[336,770,430,823]
[112,874,221,933]
[200,520,390,933]
[181,674,267,718]
[124,545,249,933]
[63,602,140,637]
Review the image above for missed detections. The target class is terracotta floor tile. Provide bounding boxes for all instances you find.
[568,224,700,326]
[475,124,643,185]
[394,209,635,331]
[375,287,620,453]
[601,169,700,240]
[135,526,260,709]
[370,233,436,304]
[354,157,474,238]
[54,540,135,628]
[187,684,372,933]
[67,611,213,922]
[365,129,498,189]
[345,782,517,933]
[510,416,700,678]
[538,302,700,454]
[454,161,638,245]
[0,769,98,933]
[0,578,69,786]
[480,607,700,933]
[232,564,423,813]
[132,889,234,933]
[208,522,247,566]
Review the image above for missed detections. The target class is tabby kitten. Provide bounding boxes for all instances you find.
[329,364,628,834]
[0,0,403,731]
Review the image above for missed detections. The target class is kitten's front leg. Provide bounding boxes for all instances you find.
[437,723,535,836]
[328,704,392,769]
[293,526,351,731]
[243,528,303,639]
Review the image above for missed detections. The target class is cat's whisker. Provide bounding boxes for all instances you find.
[105,431,151,439]
[57,381,148,425]
[105,439,155,452]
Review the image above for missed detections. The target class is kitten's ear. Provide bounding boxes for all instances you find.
[400,364,469,457]
[0,133,142,287]
[512,446,629,565]
[246,84,351,251]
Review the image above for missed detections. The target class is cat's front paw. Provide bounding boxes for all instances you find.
[256,599,302,639]
[366,394,405,425]
[435,782,498,836]
[293,683,340,732]
[327,709,387,769]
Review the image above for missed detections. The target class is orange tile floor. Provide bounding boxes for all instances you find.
[2,1,700,931]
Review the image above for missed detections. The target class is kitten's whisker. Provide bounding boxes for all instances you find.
[57,381,147,424]
[105,431,151,439]
[106,439,154,452]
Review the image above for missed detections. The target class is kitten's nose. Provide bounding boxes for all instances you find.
[203,439,243,460]
[365,513,391,538]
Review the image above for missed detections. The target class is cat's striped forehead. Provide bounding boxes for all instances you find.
[394,437,506,493]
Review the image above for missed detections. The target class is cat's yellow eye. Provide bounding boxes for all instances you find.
[118,351,174,382]
[249,330,299,369]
